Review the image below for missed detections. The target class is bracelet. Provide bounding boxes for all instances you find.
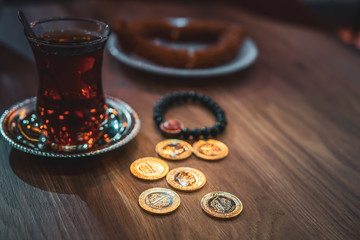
[153,91,227,139]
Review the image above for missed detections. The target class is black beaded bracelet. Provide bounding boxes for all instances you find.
[153,91,227,139]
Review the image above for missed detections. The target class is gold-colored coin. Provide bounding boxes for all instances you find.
[192,139,229,160]
[155,139,192,160]
[166,167,206,191]
[139,187,181,214]
[201,191,243,219]
[130,157,169,180]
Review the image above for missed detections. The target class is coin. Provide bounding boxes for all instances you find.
[130,157,169,180]
[201,191,243,218]
[192,139,229,160]
[155,139,192,160]
[139,187,181,214]
[166,167,206,191]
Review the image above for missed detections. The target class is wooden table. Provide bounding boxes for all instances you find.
[1,1,359,239]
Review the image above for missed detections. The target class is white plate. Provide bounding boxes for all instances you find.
[107,33,258,78]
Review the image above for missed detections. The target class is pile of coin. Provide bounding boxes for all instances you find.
[130,138,243,218]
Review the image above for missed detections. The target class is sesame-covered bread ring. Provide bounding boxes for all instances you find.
[113,18,247,69]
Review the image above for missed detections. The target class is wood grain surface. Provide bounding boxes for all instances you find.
[0,1,359,240]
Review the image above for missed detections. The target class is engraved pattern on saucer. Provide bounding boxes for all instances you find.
[139,187,181,214]
[166,167,206,191]
[155,139,192,160]
[130,157,169,180]
[201,191,243,218]
[192,139,229,160]
[0,96,140,158]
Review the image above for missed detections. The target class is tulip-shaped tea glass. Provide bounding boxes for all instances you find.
[25,18,112,151]
[0,17,140,157]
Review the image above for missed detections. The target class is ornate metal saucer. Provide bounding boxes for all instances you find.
[0,96,140,158]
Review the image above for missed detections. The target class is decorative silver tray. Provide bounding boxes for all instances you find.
[0,96,140,158]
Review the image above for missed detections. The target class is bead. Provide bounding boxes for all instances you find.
[218,120,227,127]
[215,122,225,133]
[180,91,188,101]
[191,128,201,139]
[163,93,172,100]
[216,113,225,121]
[160,119,184,137]
[196,93,205,102]
[160,94,171,105]
[155,116,163,125]
[200,127,209,138]
[162,119,183,131]
[158,100,169,108]
[155,104,165,113]
[211,104,220,112]
[172,91,181,102]
[153,113,161,120]
[189,91,197,102]
[209,126,218,137]
[157,110,164,116]
[208,101,217,110]
[215,108,225,115]
[216,112,226,119]
[181,128,190,139]
[201,95,211,104]
[165,94,176,105]
[222,118,228,125]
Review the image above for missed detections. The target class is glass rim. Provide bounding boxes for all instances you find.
[26,17,111,46]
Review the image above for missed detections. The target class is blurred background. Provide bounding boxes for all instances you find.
[1,0,359,51]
